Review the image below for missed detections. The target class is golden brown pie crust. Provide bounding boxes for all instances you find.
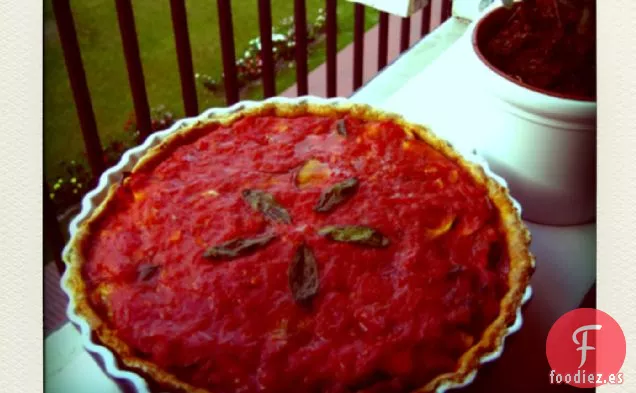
[64,101,535,393]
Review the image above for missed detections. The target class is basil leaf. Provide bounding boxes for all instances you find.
[335,119,347,137]
[314,178,359,213]
[137,263,159,282]
[242,189,292,224]
[288,243,319,306]
[318,225,390,248]
[204,233,276,260]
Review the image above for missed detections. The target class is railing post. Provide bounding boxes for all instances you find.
[325,0,338,97]
[44,181,65,274]
[353,3,365,90]
[52,0,104,178]
[115,0,152,140]
[400,16,411,53]
[216,0,239,105]
[441,0,452,21]
[258,0,276,98]
[170,0,199,116]
[294,0,309,96]
[421,1,432,37]
[377,11,389,70]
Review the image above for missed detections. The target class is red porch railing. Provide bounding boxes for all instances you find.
[258,0,277,98]
[170,0,199,116]
[46,0,453,273]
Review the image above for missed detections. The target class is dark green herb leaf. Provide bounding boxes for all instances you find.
[335,119,347,137]
[318,225,390,248]
[204,233,276,260]
[501,0,514,9]
[137,263,159,282]
[242,189,292,224]
[288,243,319,305]
[314,178,359,213]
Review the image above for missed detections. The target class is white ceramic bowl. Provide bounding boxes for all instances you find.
[61,96,532,392]
[465,5,596,226]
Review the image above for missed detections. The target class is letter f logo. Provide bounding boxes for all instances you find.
[572,324,602,368]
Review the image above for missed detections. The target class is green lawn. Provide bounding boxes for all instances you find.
[44,0,379,181]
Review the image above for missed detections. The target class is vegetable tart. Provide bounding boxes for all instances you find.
[64,100,535,393]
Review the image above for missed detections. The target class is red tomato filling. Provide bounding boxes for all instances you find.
[83,114,510,393]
